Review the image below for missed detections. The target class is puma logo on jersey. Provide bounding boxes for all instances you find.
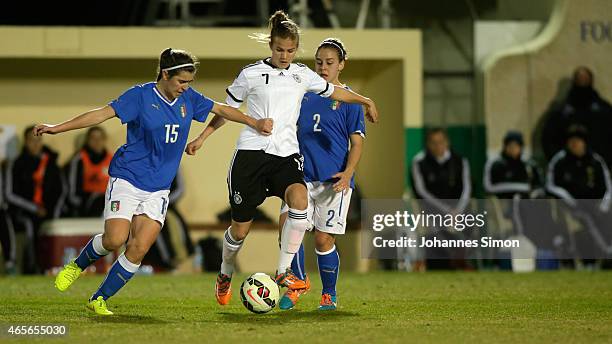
[152,104,160,110]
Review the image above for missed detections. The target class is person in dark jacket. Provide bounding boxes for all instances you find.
[66,126,112,217]
[411,128,472,269]
[0,161,17,275]
[546,125,612,258]
[541,66,612,166]
[5,126,66,273]
[483,131,555,260]
[412,128,471,214]
[484,131,542,199]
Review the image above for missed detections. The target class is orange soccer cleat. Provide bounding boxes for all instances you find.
[275,268,309,290]
[215,273,232,305]
[279,275,311,310]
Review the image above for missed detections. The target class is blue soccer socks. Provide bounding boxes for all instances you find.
[316,245,339,296]
[74,234,110,270]
[91,253,139,301]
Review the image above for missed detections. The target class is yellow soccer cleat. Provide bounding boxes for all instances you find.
[55,261,83,292]
[86,296,114,315]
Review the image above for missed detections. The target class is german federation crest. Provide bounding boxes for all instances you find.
[292,74,301,83]
[110,200,120,212]
[233,192,242,205]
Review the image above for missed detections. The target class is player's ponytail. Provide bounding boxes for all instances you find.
[317,38,347,62]
[156,48,198,81]
[250,10,300,46]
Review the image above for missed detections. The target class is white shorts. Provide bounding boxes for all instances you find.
[281,181,353,235]
[103,177,170,226]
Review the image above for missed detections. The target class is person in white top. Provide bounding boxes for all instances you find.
[186,10,378,306]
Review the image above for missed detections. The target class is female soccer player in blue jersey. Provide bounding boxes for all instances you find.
[277,38,365,311]
[34,48,272,315]
[185,11,378,307]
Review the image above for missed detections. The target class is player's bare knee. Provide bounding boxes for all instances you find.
[315,231,335,252]
[101,233,124,251]
[125,241,148,262]
[285,184,308,210]
[230,222,251,241]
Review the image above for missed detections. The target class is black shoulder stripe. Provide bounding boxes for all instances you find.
[235,60,263,78]
[236,60,262,78]
[317,82,330,96]
[242,60,263,71]
[226,88,243,103]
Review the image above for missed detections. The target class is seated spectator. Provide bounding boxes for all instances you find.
[5,126,65,274]
[411,128,472,269]
[484,130,542,199]
[66,126,112,217]
[0,161,17,275]
[485,131,560,266]
[412,128,471,215]
[546,125,612,258]
[541,66,612,166]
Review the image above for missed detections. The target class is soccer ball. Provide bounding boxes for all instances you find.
[239,273,280,314]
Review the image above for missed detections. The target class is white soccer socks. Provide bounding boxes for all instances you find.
[278,208,308,272]
[220,227,244,276]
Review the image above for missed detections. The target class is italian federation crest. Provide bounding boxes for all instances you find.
[110,200,120,212]
[180,104,187,118]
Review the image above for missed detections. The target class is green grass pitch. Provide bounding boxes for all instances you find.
[1,272,611,343]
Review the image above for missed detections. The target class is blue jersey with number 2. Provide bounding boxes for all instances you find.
[298,89,366,188]
[108,82,214,192]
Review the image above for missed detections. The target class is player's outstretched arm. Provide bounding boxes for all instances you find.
[332,133,364,193]
[34,106,117,136]
[185,115,227,155]
[210,102,273,135]
[329,88,379,123]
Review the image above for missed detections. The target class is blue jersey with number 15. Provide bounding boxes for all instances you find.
[298,89,366,188]
[108,82,214,192]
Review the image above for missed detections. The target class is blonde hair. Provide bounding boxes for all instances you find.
[250,10,300,45]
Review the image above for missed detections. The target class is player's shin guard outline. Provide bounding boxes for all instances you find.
[221,227,243,276]
[92,253,139,301]
[278,209,308,272]
[316,245,339,296]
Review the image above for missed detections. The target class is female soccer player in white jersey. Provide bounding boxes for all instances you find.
[35,48,272,315]
[277,38,364,311]
[185,10,378,306]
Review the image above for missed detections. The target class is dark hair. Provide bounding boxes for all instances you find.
[269,10,300,44]
[317,38,347,61]
[572,66,593,84]
[425,127,448,141]
[156,48,198,81]
[503,130,524,147]
[85,126,107,140]
[24,125,35,139]
[566,124,588,142]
